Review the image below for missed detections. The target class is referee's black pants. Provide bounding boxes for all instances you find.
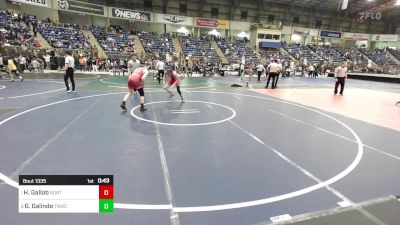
[275,72,280,87]
[266,72,278,88]
[157,70,164,84]
[334,77,345,95]
[257,71,262,81]
[64,67,75,91]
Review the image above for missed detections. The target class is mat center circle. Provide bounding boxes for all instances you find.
[130,100,236,126]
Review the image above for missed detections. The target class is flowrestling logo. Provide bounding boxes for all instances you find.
[359,12,382,20]
[57,0,69,10]
[112,8,151,21]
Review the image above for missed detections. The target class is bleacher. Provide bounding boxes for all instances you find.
[366,49,398,66]
[309,45,346,63]
[138,31,174,55]
[284,44,321,63]
[258,48,291,63]
[179,35,220,61]
[0,11,33,46]
[38,23,92,49]
[218,39,258,63]
[90,26,134,54]
[389,49,400,61]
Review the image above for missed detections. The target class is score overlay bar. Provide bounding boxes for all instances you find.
[19,175,114,213]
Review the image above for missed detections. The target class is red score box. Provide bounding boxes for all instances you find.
[99,185,114,199]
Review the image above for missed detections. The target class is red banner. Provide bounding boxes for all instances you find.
[196,18,229,29]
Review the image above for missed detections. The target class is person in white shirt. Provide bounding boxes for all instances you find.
[127,55,140,75]
[265,59,281,89]
[44,53,51,70]
[334,61,348,95]
[239,63,245,80]
[63,51,76,93]
[308,65,315,77]
[155,59,166,84]
[19,55,26,72]
[256,63,265,82]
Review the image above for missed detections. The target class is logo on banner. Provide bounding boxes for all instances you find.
[113,8,150,21]
[57,0,69,10]
[371,34,397,42]
[196,18,228,28]
[359,12,382,20]
[163,15,186,23]
[320,30,341,38]
[13,0,47,6]
[344,33,369,40]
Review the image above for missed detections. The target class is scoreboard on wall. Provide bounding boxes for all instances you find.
[18,175,114,213]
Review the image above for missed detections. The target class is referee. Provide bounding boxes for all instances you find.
[63,51,76,93]
[334,61,348,95]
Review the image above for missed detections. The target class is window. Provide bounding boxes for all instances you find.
[258,33,265,39]
[293,17,300,24]
[144,0,152,9]
[316,19,322,28]
[268,15,274,23]
[211,7,218,17]
[179,4,187,14]
[241,11,248,20]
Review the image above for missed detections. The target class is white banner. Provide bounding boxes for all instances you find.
[155,14,193,26]
[343,32,370,40]
[110,7,152,22]
[11,0,50,7]
[371,34,398,42]
[282,26,292,35]
[309,29,319,37]
[230,21,250,31]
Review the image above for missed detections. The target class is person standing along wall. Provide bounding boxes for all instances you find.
[63,51,76,93]
[155,59,166,84]
[334,61,348,95]
[44,53,51,70]
[19,55,26,72]
[127,55,140,76]
[256,63,265,82]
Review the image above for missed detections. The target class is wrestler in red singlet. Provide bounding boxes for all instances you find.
[121,66,149,112]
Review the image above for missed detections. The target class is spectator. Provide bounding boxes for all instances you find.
[44,53,51,70]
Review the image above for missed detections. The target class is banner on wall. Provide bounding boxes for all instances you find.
[57,0,106,16]
[230,21,250,31]
[155,14,193,26]
[343,32,370,40]
[292,27,310,35]
[196,18,229,29]
[10,0,50,7]
[371,34,398,42]
[320,30,342,38]
[281,26,292,35]
[110,7,151,21]
[309,29,319,36]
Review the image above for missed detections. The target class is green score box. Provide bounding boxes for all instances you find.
[99,199,114,213]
